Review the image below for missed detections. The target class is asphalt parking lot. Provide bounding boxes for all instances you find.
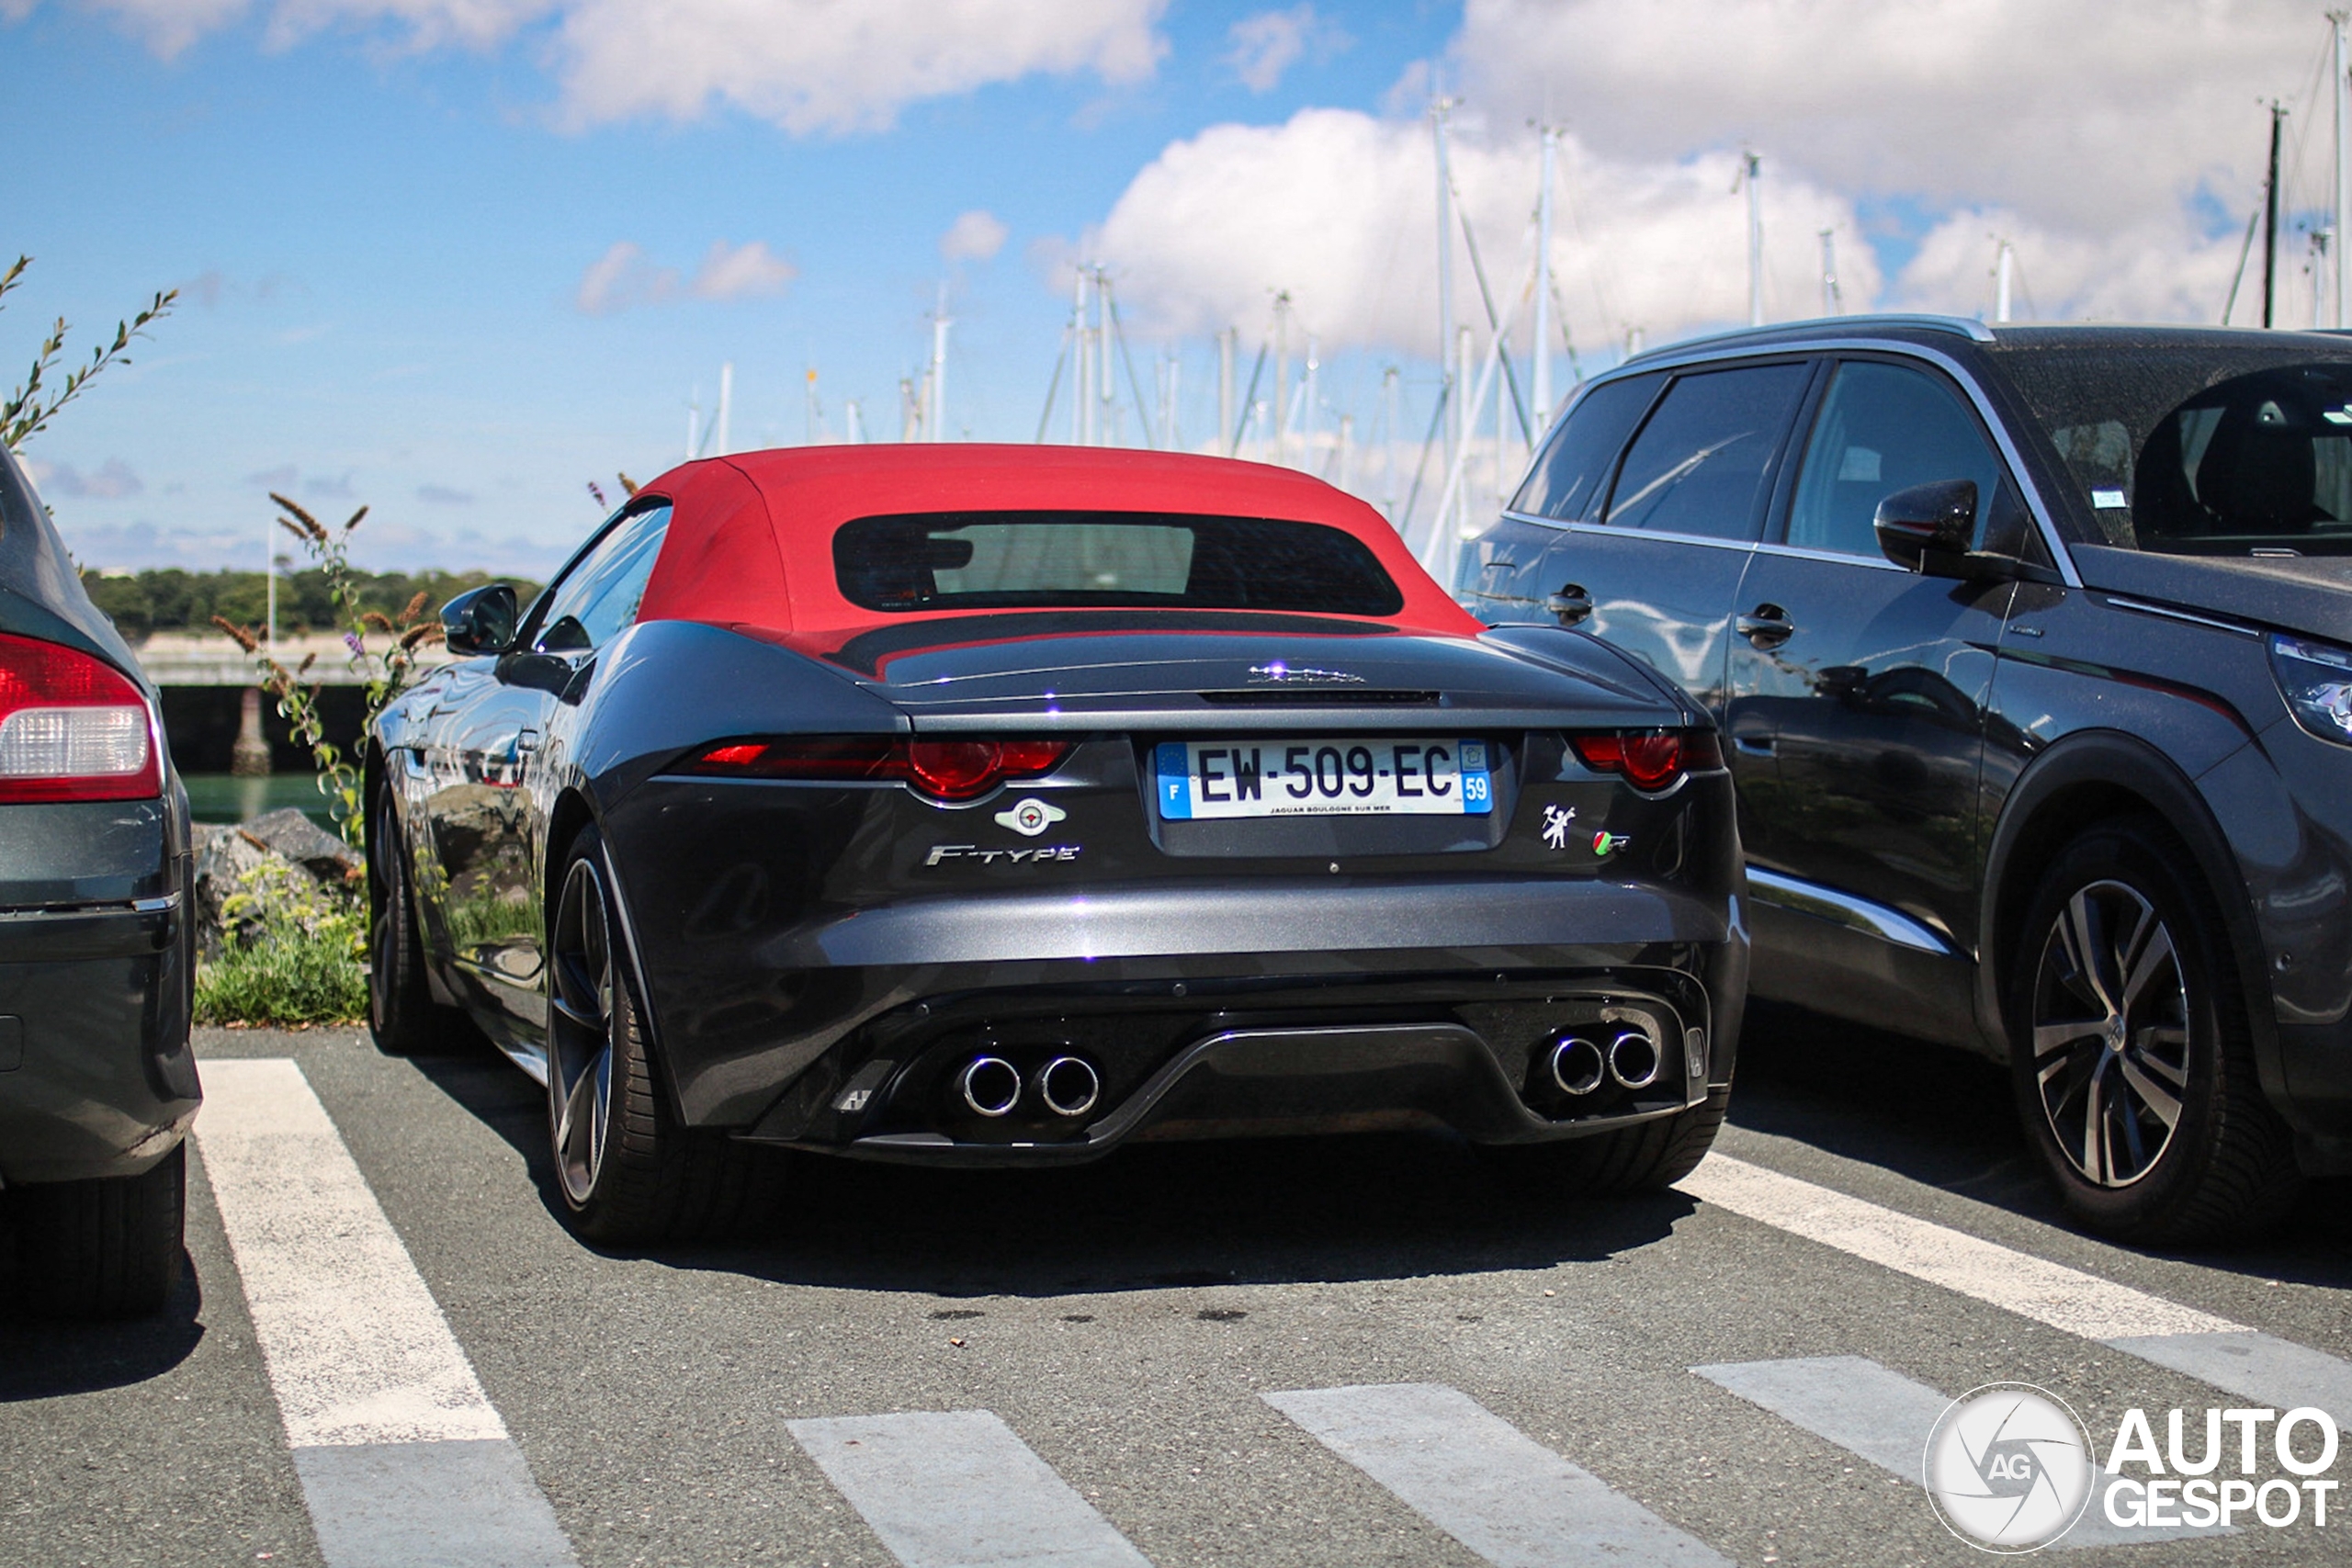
[5,1006,2349,1568]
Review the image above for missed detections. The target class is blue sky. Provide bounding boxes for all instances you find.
[6,1,2335,575]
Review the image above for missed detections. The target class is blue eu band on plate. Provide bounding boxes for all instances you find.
[1156,739,1492,819]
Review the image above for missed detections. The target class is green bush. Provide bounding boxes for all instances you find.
[194,859,367,1026]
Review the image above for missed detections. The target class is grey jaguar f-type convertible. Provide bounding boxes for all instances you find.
[367,446,1746,1241]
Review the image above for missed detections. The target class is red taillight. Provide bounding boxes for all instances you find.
[1569,729,1721,792]
[0,632,160,804]
[683,736,1070,802]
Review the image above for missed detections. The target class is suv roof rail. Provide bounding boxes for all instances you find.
[1625,314,1996,363]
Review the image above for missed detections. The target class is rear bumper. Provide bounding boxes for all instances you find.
[605,850,1741,1116]
[0,897,199,1185]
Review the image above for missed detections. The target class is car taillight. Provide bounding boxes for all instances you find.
[0,631,161,804]
[1569,729,1722,792]
[683,736,1070,802]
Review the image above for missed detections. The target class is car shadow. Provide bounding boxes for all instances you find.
[405,1050,1699,1298]
[0,1242,207,1398]
[1731,999,2352,1290]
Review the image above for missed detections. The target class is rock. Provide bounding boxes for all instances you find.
[242,807,363,885]
[192,829,304,959]
[188,821,225,855]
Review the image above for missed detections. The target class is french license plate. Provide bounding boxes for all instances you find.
[1155,739,1492,819]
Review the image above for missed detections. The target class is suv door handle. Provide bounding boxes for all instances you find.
[1736,604,1794,649]
[1546,584,1594,626]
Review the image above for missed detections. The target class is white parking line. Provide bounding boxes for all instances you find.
[1692,1355,2229,1548]
[788,1409,1151,1568]
[193,1057,576,1568]
[1679,1156,2240,1339]
[1681,1155,2352,1434]
[1264,1382,1732,1568]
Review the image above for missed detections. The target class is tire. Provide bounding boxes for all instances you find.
[2007,817,2302,1245]
[544,825,785,1245]
[1487,1084,1733,1196]
[12,1143,186,1318]
[368,790,473,1057]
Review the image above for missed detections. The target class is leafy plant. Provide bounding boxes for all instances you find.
[212,494,440,847]
[193,857,368,1025]
[2,254,177,453]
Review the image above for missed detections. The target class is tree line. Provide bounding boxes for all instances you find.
[81,567,543,642]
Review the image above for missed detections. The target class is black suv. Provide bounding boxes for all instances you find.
[0,441,198,1314]
[1466,317,2352,1243]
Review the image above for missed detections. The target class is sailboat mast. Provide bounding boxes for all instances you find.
[1744,151,1764,327]
[2266,103,2286,329]
[1433,96,1459,455]
[1532,124,1558,431]
[2335,10,2349,326]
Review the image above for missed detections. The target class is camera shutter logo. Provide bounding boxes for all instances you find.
[1923,1383,2095,1551]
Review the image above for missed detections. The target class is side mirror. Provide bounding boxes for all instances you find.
[442,583,518,656]
[1874,480,1977,573]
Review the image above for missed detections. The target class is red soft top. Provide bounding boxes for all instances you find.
[631,445,1479,652]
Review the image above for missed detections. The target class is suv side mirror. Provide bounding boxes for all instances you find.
[442,583,518,656]
[1874,479,1986,578]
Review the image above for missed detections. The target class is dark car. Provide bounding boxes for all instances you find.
[1464,315,2352,1243]
[367,446,1746,1243]
[0,443,198,1315]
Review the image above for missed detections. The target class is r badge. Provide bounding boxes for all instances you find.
[994,796,1068,837]
[1591,830,1632,858]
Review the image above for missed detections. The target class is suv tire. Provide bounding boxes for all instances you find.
[13,1143,185,1318]
[2008,817,2301,1244]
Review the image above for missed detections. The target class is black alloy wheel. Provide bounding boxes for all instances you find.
[2009,818,2301,1243]
[542,824,784,1244]
[368,789,470,1057]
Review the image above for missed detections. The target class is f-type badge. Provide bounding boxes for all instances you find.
[994,796,1068,836]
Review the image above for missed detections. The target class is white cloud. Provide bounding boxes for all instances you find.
[25,0,1164,130]
[547,0,1166,134]
[1223,4,1344,95]
[1086,107,1879,359]
[1453,0,2312,231]
[575,238,795,312]
[688,239,796,300]
[574,241,675,315]
[941,209,1010,265]
[24,457,144,500]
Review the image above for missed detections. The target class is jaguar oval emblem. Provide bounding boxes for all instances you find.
[1248,661,1363,684]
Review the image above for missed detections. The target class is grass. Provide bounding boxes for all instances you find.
[195,930,368,1026]
[194,857,368,1025]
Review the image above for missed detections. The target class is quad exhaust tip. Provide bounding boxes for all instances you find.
[959,1056,1023,1118]
[1549,1034,1608,1096]
[1037,1055,1102,1119]
[1608,1030,1661,1090]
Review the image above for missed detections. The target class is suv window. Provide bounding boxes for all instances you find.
[1510,373,1665,522]
[1602,363,1812,540]
[1786,361,2011,555]
[533,502,672,653]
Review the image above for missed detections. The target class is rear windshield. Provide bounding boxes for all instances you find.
[832,511,1406,616]
[1991,342,2352,555]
